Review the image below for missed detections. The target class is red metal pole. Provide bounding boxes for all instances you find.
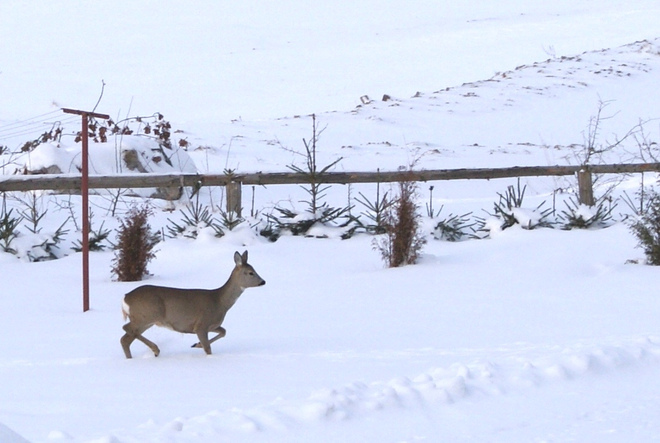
[62,108,109,313]
[81,114,90,312]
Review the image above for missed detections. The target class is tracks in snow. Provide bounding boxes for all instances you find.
[88,335,660,442]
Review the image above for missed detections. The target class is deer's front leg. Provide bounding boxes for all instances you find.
[195,330,212,355]
[192,326,226,349]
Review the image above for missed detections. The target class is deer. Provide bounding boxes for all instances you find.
[120,250,265,359]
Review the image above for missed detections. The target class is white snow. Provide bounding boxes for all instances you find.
[1,1,660,442]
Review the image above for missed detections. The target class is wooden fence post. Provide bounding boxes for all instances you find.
[226,181,242,217]
[577,169,595,206]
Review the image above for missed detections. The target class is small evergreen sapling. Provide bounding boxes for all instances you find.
[0,195,21,255]
[354,181,392,235]
[266,115,351,239]
[72,211,111,252]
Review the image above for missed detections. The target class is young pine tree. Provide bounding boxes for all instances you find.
[631,192,660,265]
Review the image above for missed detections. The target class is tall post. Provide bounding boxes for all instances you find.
[81,115,90,312]
[577,169,595,206]
[226,181,242,217]
[62,108,110,312]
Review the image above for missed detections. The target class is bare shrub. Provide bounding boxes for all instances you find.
[375,178,426,267]
[111,205,159,282]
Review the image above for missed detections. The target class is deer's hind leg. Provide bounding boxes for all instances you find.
[121,323,160,358]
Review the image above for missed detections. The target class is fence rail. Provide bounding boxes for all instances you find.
[1,162,659,192]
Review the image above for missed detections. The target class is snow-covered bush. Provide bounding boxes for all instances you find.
[8,113,197,201]
[475,180,552,237]
[0,192,72,261]
[559,196,615,230]
[263,205,353,239]
[18,220,69,262]
[166,196,248,239]
[72,218,110,253]
[432,210,475,241]
[166,200,219,239]
[630,192,660,265]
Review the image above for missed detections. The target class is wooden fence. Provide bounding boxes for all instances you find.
[1,162,659,214]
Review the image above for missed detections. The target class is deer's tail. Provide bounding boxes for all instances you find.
[121,299,130,321]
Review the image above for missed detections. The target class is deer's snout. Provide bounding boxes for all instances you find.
[259,280,266,286]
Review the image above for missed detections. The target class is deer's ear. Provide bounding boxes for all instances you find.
[242,250,248,263]
[234,251,243,266]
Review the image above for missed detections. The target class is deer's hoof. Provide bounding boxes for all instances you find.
[191,342,202,348]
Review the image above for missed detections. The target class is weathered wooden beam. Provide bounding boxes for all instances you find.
[0,162,658,192]
[0,174,197,192]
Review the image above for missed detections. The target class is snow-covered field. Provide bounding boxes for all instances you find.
[2,1,660,441]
